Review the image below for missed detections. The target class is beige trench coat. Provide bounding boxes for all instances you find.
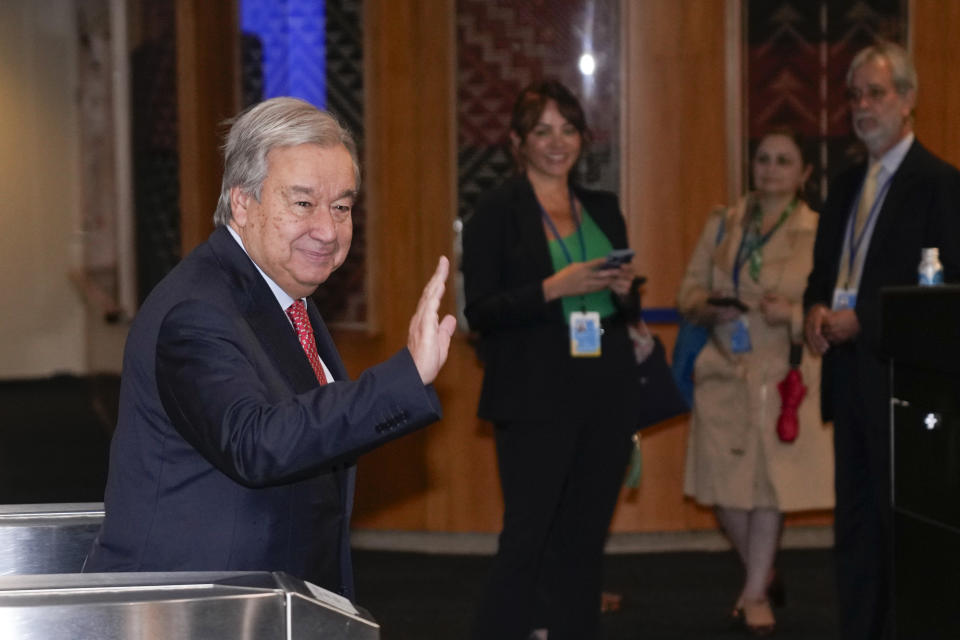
[677,197,834,512]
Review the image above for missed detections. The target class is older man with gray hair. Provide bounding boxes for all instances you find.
[84,97,457,600]
[804,42,960,639]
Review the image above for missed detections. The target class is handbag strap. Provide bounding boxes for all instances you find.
[714,211,727,246]
[789,342,803,368]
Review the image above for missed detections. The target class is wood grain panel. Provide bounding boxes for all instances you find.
[350,0,472,530]
[912,0,960,168]
[176,0,239,255]
[617,0,729,532]
[623,0,729,312]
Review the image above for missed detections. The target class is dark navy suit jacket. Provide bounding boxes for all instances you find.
[803,140,960,421]
[84,226,441,598]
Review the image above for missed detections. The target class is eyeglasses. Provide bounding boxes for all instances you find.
[846,86,890,104]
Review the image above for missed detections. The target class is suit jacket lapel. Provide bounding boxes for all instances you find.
[208,227,321,394]
[817,165,866,290]
[861,141,921,281]
[574,186,620,246]
[513,177,555,278]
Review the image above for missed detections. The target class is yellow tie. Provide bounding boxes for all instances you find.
[855,162,882,238]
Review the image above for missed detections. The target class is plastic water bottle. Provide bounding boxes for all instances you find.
[918,247,944,286]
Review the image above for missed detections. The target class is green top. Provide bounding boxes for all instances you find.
[546,208,617,323]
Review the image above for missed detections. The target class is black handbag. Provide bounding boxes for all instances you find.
[631,328,689,430]
[625,278,688,430]
[623,278,688,488]
[624,323,687,488]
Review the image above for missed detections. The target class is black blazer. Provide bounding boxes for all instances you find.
[803,139,960,420]
[462,175,638,424]
[85,226,442,598]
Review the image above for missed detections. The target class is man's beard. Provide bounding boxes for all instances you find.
[854,117,898,156]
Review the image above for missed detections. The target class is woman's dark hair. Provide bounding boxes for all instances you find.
[753,125,816,203]
[510,80,589,140]
[755,125,812,166]
[509,80,590,173]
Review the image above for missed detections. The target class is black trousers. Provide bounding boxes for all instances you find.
[832,350,892,640]
[472,411,634,640]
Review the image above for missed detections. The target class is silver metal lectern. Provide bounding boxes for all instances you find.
[0,503,380,639]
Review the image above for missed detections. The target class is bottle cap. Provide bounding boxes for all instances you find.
[922,247,939,259]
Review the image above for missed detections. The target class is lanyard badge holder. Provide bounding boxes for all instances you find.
[539,191,603,357]
[730,317,752,354]
[832,173,892,311]
[570,310,602,356]
[728,198,796,354]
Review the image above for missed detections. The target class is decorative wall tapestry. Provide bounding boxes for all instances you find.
[744,0,908,207]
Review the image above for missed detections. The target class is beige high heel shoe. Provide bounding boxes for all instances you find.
[741,598,775,636]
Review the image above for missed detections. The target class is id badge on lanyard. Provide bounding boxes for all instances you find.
[832,288,857,310]
[540,190,602,357]
[570,310,602,357]
[834,169,891,311]
[730,316,752,354]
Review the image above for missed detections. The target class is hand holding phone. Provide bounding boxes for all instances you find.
[706,296,749,312]
[596,248,635,271]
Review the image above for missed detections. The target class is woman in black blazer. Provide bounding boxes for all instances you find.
[463,80,640,640]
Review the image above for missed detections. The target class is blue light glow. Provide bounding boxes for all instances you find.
[240,0,326,108]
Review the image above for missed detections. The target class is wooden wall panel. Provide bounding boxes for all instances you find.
[347,0,502,531]
[176,0,239,254]
[622,0,730,312]
[613,0,729,532]
[912,0,960,168]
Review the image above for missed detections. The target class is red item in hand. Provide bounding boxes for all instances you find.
[776,368,807,443]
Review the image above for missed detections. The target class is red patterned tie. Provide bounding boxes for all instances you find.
[286,299,328,385]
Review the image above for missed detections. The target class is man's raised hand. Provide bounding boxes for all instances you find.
[408,256,458,384]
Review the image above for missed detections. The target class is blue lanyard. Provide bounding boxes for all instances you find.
[845,171,893,281]
[538,188,585,264]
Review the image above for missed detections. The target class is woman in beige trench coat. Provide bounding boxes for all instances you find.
[677,129,833,635]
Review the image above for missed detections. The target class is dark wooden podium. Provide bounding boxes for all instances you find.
[882,285,960,638]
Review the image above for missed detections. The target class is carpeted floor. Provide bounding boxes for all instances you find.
[353,548,838,639]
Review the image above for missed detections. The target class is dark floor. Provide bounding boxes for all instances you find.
[353,547,838,640]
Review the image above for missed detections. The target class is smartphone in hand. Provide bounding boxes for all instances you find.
[706,296,749,312]
[597,248,635,270]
